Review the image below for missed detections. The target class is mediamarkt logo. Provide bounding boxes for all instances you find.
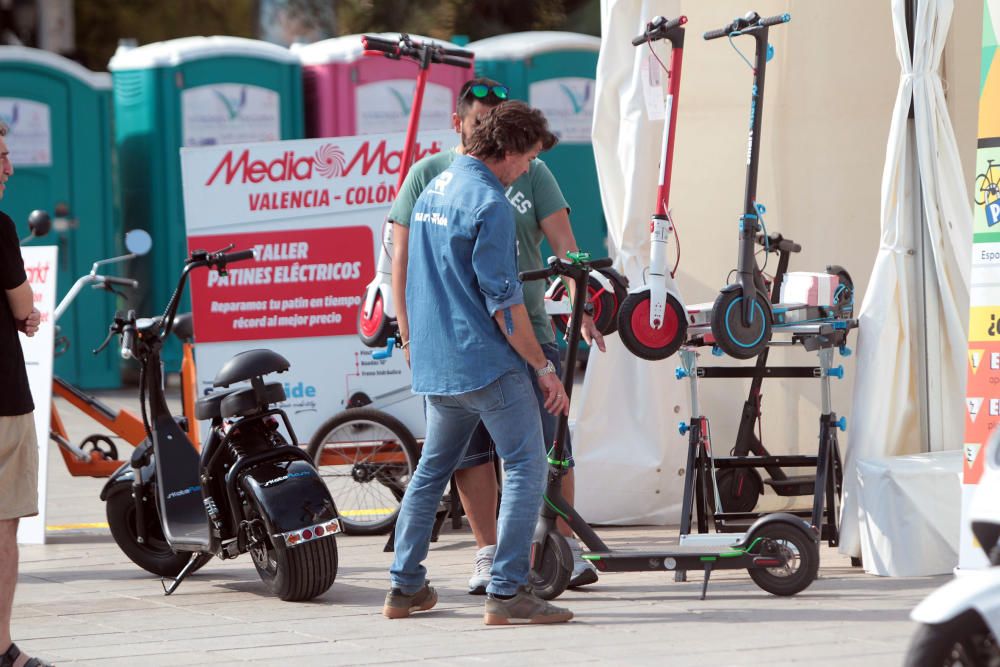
[205,139,441,186]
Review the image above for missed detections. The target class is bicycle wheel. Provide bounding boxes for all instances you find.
[306,408,419,536]
[975,173,994,206]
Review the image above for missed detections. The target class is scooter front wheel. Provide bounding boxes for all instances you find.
[357,289,394,348]
[905,610,999,666]
[747,522,818,596]
[710,289,772,359]
[105,487,199,577]
[617,289,687,361]
[529,529,573,601]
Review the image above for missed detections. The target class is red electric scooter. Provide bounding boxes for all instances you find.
[356,34,474,348]
[616,15,689,361]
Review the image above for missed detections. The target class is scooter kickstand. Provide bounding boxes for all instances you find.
[161,553,212,596]
[700,563,713,600]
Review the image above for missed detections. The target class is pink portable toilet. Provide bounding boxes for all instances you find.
[293,34,471,138]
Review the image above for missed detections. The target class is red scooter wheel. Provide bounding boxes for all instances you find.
[357,289,393,348]
[617,289,688,360]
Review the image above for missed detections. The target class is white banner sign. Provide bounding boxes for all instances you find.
[16,246,57,545]
[0,98,52,166]
[182,84,281,147]
[181,130,453,442]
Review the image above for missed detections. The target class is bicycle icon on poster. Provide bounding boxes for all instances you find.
[975,158,1000,227]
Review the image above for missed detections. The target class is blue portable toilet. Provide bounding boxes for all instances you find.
[0,46,121,388]
[109,36,304,368]
[467,32,605,259]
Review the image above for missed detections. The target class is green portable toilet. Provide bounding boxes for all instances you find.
[0,46,120,389]
[109,36,304,369]
[468,32,605,260]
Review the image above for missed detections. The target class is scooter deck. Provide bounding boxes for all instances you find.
[583,546,768,573]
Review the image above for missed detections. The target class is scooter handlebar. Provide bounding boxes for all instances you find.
[218,249,256,265]
[519,268,553,282]
[590,257,615,270]
[703,25,732,41]
[361,35,398,53]
[120,311,137,360]
[704,12,790,40]
[632,15,687,45]
[438,54,473,68]
[760,13,792,28]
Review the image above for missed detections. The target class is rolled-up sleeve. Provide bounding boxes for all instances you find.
[472,200,524,316]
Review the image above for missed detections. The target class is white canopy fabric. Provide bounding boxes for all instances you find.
[840,0,971,559]
[573,0,688,525]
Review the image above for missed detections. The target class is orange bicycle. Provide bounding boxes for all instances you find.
[49,230,201,477]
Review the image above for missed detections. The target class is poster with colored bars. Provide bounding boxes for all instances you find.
[961,0,1000,570]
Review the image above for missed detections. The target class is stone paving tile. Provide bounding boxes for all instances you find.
[5,392,948,665]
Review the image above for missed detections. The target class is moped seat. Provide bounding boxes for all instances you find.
[172,312,194,342]
[193,388,239,421]
[213,349,290,388]
[220,383,286,419]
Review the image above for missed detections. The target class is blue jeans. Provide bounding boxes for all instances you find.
[458,342,573,470]
[390,369,546,597]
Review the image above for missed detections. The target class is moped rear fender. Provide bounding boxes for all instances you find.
[911,568,1000,638]
[238,458,339,535]
[99,439,155,501]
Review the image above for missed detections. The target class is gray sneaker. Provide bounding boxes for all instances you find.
[468,544,496,595]
[483,588,573,625]
[383,582,438,619]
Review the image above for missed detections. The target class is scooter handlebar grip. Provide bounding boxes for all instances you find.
[437,54,473,68]
[760,13,791,27]
[703,26,732,40]
[221,249,256,264]
[590,257,615,270]
[103,275,139,288]
[120,311,136,360]
[437,44,474,58]
[361,35,398,53]
[519,268,554,282]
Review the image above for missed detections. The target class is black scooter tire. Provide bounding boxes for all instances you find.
[550,274,618,337]
[747,523,819,596]
[529,530,573,601]
[246,493,338,602]
[596,267,629,335]
[357,289,394,348]
[105,487,199,578]
[714,469,763,514]
[617,288,687,361]
[710,289,772,360]
[904,611,998,667]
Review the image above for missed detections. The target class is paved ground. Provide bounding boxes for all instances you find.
[12,387,944,666]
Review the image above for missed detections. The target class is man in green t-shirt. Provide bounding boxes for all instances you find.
[390,78,606,593]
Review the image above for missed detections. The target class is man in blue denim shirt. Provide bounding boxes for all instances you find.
[383,102,573,626]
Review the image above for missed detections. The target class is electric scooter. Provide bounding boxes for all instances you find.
[100,246,340,601]
[616,15,689,361]
[522,250,820,601]
[357,33,474,347]
[905,430,1000,665]
[704,11,792,360]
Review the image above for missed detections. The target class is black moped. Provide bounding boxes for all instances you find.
[100,246,340,601]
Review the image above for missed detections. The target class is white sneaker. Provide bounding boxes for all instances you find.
[468,544,496,595]
[564,535,599,588]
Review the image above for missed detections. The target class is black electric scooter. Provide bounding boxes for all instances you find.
[100,246,340,601]
[706,11,791,359]
[522,251,819,601]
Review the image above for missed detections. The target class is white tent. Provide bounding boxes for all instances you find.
[573,0,687,524]
[839,0,972,561]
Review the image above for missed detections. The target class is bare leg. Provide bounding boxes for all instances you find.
[556,469,576,537]
[0,518,30,667]
[454,462,499,548]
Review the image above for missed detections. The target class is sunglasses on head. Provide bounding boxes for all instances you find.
[465,84,509,101]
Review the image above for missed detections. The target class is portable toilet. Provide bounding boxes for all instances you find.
[0,46,120,389]
[109,36,304,368]
[293,34,470,138]
[467,32,605,259]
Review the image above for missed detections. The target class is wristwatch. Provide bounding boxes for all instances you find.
[535,360,556,378]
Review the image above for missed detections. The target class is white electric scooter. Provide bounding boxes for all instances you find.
[905,429,1000,665]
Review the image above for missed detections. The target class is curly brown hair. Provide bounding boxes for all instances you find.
[463,101,558,162]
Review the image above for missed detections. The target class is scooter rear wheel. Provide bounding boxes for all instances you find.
[105,487,198,577]
[529,529,573,601]
[245,494,338,602]
[714,469,763,514]
[747,523,818,596]
[710,289,772,359]
[617,288,688,360]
